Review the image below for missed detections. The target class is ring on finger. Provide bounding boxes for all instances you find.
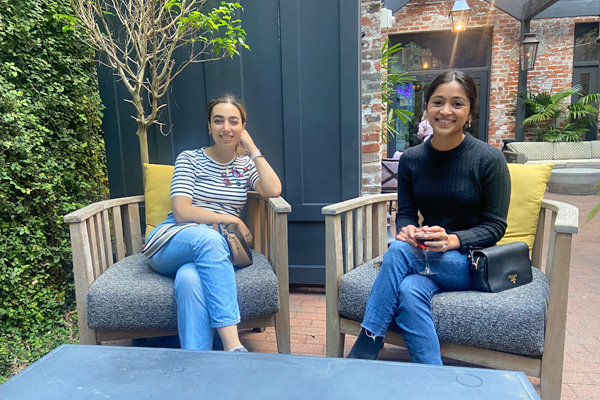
[442,243,447,249]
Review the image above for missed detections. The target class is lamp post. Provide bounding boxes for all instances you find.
[519,33,540,71]
[449,0,470,33]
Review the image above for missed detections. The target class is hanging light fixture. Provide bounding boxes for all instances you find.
[449,0,470,33]
[420,48,432,70]
[519,33,540,71]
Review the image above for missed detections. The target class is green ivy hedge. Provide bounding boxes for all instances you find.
[0,0,107,382]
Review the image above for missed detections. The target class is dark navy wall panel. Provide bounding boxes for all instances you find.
[99,0,361,284]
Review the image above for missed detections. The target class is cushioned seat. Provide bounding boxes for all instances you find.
[338,256,550,356]
[88,251,280,330]
[505,141,600,169]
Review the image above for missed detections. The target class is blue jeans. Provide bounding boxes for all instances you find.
[148,214,240,350]
[362,240,472,365]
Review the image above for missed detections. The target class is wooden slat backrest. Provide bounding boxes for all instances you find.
[364,204,373,261]
[245,193,292,269]
[64,196,145,287]
[101,209,113,269]
[322,194,397,275]
[65,192,294,282]
[344,210,354,272]
[86,216,101,280]
[122,203,143,256]
[111,206,126,262]
[260,199,268,260]
[355,206,364,265]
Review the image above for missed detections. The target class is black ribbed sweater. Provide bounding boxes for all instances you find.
[395,133,511,252]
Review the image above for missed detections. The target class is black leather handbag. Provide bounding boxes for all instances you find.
[468,241,533,293]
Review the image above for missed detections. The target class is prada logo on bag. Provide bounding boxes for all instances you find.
[508,274,518,284]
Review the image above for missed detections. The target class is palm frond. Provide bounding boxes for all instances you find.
[522,105,560,127]
[581,196,600,228]
[550,85,582,104]
[568,105,599,121]
[577,92,600,107]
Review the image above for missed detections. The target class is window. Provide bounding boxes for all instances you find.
[390,28,492,73]
[574,23,598,63]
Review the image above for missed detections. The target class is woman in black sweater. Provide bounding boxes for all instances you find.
[347,71,510,364]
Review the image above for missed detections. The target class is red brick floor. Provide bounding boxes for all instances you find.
[108,192,600,399]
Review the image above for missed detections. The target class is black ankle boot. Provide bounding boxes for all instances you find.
[347,328,383,360]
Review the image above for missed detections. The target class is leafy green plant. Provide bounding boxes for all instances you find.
[62,0,249,171]
[381,39,416,143]
[520,85,600,142]
[0,0,107,382]
[581,183,600,227]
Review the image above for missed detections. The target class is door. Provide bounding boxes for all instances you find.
[98,0,362,284]
[572,66,599,141]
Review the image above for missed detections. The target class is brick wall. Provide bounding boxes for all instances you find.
[361,0,598,193]
[361,0,383,195]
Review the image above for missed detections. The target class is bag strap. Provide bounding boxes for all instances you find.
[467,246,482,269]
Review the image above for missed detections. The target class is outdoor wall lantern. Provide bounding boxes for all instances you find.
[519,33,540,71]
[449,0,470,33]
[420,48,432,70]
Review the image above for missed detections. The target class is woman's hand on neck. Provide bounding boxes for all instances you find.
[429,132,465,151]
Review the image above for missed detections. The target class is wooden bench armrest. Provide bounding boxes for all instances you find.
[322,193,397,215]
[247,192,291,214]
[503,150,527,164]
[541,199,578,234]
[323,195,395,356]
[246,192,291,353]
[537,199,578,393]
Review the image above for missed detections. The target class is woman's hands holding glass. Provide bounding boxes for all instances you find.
[397,225,448,276]
[396,225,450,252]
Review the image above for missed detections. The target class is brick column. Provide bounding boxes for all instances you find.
[361,0,382,195]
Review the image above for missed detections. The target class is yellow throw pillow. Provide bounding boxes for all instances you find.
[143,163,175,238]
[497,162,554,248]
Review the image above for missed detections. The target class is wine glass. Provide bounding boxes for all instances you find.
[415,232,437,275]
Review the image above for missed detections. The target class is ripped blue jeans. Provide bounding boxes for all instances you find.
[362,240,472,365]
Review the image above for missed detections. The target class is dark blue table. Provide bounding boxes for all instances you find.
[0,344,540,399]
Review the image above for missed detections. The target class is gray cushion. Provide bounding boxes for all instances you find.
[554,142,592,160]
[87,250,280,330]
[508,142,554,161]
[339,256,550,356]
[591,140,600,158]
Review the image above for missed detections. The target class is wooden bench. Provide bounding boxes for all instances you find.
[323,194,578,400]
[64,193,292,353]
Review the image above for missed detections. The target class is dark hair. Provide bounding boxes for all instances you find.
[206,93,247,123]
[424,70,477,116]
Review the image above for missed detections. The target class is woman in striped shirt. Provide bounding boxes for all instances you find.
[145,94,281,352]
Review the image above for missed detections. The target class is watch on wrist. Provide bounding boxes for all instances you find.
[250,150,264,161]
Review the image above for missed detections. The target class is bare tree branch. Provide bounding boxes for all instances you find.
[69,0,248,166]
